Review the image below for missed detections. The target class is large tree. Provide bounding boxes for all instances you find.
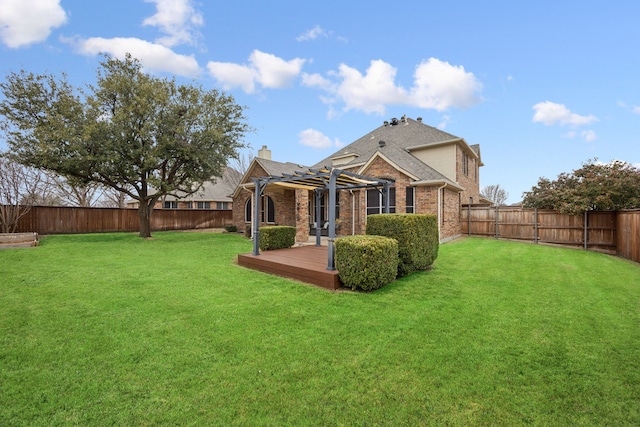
[480,184,509,205]
[522,159,640,215]
[0,54,250,237]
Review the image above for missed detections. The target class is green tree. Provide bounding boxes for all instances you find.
[522,159,640,215]
[0,54,250,237]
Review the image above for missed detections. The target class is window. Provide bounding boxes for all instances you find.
[462,151,469,176]
[311,191,340,226]
[197,201,211,209]
[244,196,275,223]
[216,201,230,210]
[163,201,178,209]
[187,202,193,209]
[405,187,415,213]
[366,187,396,215]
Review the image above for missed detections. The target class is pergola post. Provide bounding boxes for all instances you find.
[327,171,337,270]
[252,179,263,256]
[383,181,391,213]
[315,188,322,246]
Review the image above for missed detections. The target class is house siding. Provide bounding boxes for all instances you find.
[411,144,456,181]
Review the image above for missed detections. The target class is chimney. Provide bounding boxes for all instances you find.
[257,145,271,160]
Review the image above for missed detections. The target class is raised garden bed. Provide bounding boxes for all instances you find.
[0,232,39,249]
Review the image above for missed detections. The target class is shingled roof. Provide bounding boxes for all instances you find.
[312,116,480,186]
[162,166,239,202]
[253,157,310,177]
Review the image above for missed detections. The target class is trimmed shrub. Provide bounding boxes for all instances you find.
[335,235,398,291]
[259,226,296,251]
[224,225,238,233]
[366,214,439,277]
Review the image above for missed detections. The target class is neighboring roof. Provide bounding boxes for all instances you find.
[125,167,240,205]
[312,116,481,185]
[162,166,238,202]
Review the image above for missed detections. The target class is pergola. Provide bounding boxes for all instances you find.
[251,167,394,270]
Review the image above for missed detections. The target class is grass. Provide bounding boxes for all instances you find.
[1,232,639,426]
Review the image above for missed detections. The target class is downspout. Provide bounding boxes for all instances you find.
[437,183,446,242]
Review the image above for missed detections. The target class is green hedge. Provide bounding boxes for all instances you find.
[259,226,296,251]
[366,214,439,277]
[335,235,398,291]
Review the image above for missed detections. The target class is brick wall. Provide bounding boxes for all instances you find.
[231,163,302,240]
[456,145,481,206]
[233,150,479,242]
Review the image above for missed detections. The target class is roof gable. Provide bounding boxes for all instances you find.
[231,157,311,197]
[313,117,475,183]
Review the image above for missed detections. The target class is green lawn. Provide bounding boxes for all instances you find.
[1,232,639,426]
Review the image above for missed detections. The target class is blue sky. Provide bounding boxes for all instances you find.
[1,0,639,204]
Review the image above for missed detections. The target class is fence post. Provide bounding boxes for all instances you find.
[534,208,538,244]
[584,211,588,250]
[468,198,472,236]
[495,204,499,239]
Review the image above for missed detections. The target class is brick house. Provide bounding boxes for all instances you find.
[231,116,483,243]
[126,167,240,210]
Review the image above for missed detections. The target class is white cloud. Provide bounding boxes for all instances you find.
[581,130,597,142]
[303,58,482,115]
[142,0,203,47]
[296,25,328,41]
[633,106,640,115]
[71,37,200,77]
[298,128,342,149]
[207,50,306,93]
[332,60,409,114]
[438,115,451,130]
[410,58,483,111]
[206,62,257,93]
[532,101,597,126]
[563,129,597,142]
[251,50,306,88]
[0,0,67,48]
[301,72,335,91]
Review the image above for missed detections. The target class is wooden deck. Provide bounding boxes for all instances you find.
[237,245,342,290]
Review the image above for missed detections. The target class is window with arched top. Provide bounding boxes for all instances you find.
[245,195,275,223]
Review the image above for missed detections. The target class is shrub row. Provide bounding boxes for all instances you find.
[259,226,296,251]
[335,235,398,291]
[366,214,439,277]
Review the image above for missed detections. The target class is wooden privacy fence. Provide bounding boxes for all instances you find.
[461,205,640,264]
[13,206,233,235]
